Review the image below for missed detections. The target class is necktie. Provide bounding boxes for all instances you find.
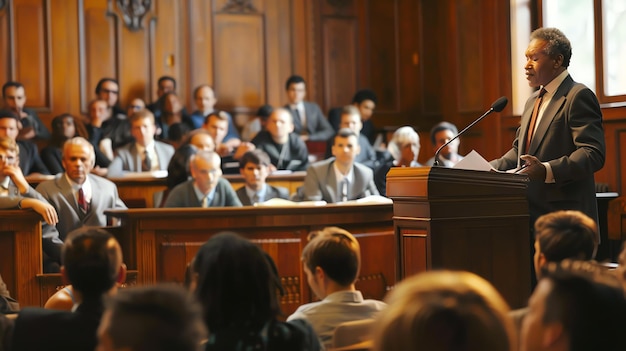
[294,106,306,131]
[142,150,152,171]
[252,193,261,204]
[525,88,547,153]
[78,188,88,213]
[339,179,348,202]
[202,196,209,208]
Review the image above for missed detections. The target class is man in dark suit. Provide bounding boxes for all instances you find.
[284,75,334,142]
[324,105,377,169]
[301,129,378,203]
[107,109,175,177]
[0,110,50,175]
[490,27,605,226]
[328,89,378,145]
[164,150,242,208]
[2,81,51,140]
[236,150,289,205]
[36,137,127,241]
[10,227,127,351]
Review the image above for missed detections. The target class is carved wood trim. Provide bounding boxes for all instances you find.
[220,0,257,14]
[115,0,152,31]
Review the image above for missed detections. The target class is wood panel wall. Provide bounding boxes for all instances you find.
[0,0,624,192]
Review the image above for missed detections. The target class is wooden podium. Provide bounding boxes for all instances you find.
[386,166,531,308]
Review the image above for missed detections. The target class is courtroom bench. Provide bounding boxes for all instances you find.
[105,203,395,316]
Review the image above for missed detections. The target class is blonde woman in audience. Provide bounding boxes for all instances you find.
[374,126,421,196]
[372,270,516,351]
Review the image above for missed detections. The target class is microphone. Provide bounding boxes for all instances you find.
[433,96,508,166]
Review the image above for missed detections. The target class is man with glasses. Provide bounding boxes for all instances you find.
[163,150,242,208]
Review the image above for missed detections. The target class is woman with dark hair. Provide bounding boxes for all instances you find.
[192,232,320,351]
[41,113,88,174]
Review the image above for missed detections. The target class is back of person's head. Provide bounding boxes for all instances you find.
[387,126,419,161]
[239,149,271,169]
[302,227,361,287]
[192,232,282,331]
[256,104,273,121]
[285,75,306,90]
[62,227,123,300]
[373,270,515,351]
[99,284,206,351]
[429,122,458,145]
[534,210,598,263]
[352,89,377,105]
[531,260,626,351]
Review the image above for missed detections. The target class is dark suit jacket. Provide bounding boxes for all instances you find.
[328,106,376,145]
[302,158,379,203]
[164,178,243,208]
[40,145,64,175]
[236,184,290,206]
[36,174,127,240]
[10,298,104,351]
[286,101,334,141]
[324,134,377,169]
[17,140,50,175]
[490,75,605,224]
[251,131,309,172]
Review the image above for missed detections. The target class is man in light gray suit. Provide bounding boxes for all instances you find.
[36,137,127,240]
[490,27,605,226]
[164,150,242,208]
[107,109,175,177]
[301,129,378,203]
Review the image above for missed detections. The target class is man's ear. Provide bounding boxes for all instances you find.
[315,266,325,281]
[538,253,547,269]
[61,266,70,286]
[116,263,127,285]
[542,322,565,348]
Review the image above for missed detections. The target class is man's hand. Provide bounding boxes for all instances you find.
[216,143,233,157]
[19,198,59,225]
[519,154,546,181]
[232,142,255,160]
[1,164,29,194]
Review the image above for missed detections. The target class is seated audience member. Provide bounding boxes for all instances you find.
[126,97,145,119]
[236,150,289,205]
[146,76,178,119]
[164,150,242,208]
[373,270,516,351]
[241,104,272,141]
[0,136,62,272]
[2,81,51,140]
[324,105,377,169]
[425,121,464,167]
[251,108,309,171]
[41,113,88,175]
[284,75,334,141]
[96,285,206,351]
[288,227,386,347]
[108,109,175,177]
[85,98,131,165]
[191,232,321,350]
[44,285,77,311]
[36,137,127,241]
[301,128,378,203]
[155,92,193,142]
[374,126,420,196]
[95,77,126,118]
[0,110,50,175]
[191,84,240,143]
[521,260,626,351]
[166,129,215,191]
[11,227,127,351]
[328,89,378,145]
[1,274,19,313]
[203,110,253,173]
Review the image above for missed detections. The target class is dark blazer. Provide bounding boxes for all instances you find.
[10,299,104,351]
[490,75,605,224]
[286,102,334,141]
[328,106,377,145]
[302,158,379,203]
[40,146,64,175]
[164,178,243,208]
[251,131,309,172]
[236,184,290,206]
[17,140,50,175]
[36,174,127,241]
[324,134,377,169]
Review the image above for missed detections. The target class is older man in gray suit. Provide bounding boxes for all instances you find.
[107,109,175,177]
[301,128,378,203]
[36,137,127,240]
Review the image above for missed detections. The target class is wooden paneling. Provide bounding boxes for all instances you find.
[14,1,47,108]
[321,17,357,109]
[455,0,483,113]
[83,0,116,103]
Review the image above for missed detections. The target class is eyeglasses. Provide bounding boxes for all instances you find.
[0,154,17,164]
[130,105,143,110]
[100,88,119,95]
